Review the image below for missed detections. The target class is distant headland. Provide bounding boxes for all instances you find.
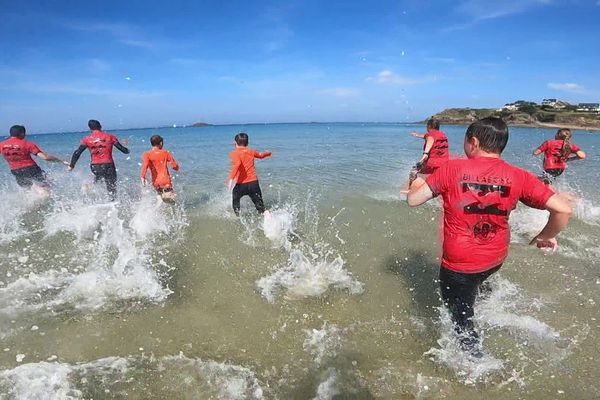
[428,99,600,131]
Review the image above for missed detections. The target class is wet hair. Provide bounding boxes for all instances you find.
[555,128,572,160]
[150,134,163,147]
[234,132,249,146]
[88,119,102,131]
[9,125,26,138]
[465,117,509,154]
[426,118,440,130]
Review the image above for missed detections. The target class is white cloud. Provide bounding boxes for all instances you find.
[317,88,360,98]
[69,22,154,49]
[366,70,418,85]
[547,82,584,93]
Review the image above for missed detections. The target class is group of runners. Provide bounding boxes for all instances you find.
[0,116,586,357]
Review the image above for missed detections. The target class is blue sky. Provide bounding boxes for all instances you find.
[1,0,599,133]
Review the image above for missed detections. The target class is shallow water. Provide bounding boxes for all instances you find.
[0,123,598,399]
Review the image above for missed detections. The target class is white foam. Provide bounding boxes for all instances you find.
[312,368,340,400]
[262,208,294,249]
[256,249,364,303]
[0,189,47,244]
[303,323,343,366]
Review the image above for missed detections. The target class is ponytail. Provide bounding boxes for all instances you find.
[556,129,572,161]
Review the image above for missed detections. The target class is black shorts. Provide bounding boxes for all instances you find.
[540,168,564,184]
[11,165,47,188]
[156,187,173,194]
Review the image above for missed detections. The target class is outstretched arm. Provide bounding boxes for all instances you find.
[532,149,543,156]
[254,150,272,159]
[114,141,130,154]
[69,145,87,169]
[410,132,426,138]
[37,151,69,165]
[140,155,149,186]
[168,153,179,171]
[417,136,435,164]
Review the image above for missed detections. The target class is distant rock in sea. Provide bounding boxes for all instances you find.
[191,122,212,127]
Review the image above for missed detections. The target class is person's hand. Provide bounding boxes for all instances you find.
[66,165,73,172]
[140,178,146,187]
[410,132,420,138]
[226,180,234,191]
[529,236,558,251]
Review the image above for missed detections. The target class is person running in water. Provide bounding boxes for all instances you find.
[407,118,449,188]
[533,128,586,185]
[140,135,179,202]
[1,125,67,194]
[226,132,271,216]
[405,117,572,356]
[68,120,129,200]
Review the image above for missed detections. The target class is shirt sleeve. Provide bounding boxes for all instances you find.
[537,141,548,152]
[28,142,41,155]
[570,143,581,152]
[167,151,179,171]
[519,171,555,209]
[253,150,271,159]
[227,152,242,181]
[425,162,451,197]
[80,137,88,147]
[110,134,118,144]
[140,153,149,179]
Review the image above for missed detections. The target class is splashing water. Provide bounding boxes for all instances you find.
[262,208,295,249]
[303,323,344,366]
[256,249,364,303]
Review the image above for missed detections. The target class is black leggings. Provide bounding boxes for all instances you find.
[232,180,265,215]
[91,162,117,200]
[439,265,501,339]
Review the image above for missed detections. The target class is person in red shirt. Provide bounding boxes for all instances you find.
[1,125,67,190]
[68,120,129,200]
[406,117,572,356]
[140,135,179,202]
[226,132,272,216]
[407,118,449,187]
[533,128,586,184]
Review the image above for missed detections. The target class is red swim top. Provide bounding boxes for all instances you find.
[423,130,449,170]
[81,130,118,164]
[426,157,554,273]
[140,148,179,189]
[227,147,271,184]
[537,139,581,171]
[0,137,41,170]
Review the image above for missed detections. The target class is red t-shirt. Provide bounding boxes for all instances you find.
[537,139,581,171]
[0,137,41,170]
[227,147,271,184]
[423,130,449,171]
[425,157,554,273]
[81,130,118,164]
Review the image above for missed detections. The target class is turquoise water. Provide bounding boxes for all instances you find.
[0,123,598,399]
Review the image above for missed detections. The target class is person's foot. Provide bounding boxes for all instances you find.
[263,210,271,219]
[458,335,484,359]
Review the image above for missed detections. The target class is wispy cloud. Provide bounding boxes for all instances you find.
[68,22,154,48]
[457,0,551,21]
[547,82,585,93]
[366,70,430,85]
[317,87,360,98]
[18,81,165,99]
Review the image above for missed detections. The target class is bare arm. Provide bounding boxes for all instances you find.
[37,151,68,165]
[529,193,572,248]
[406,177,434,206]
[418,136,435,164]
[410,132,426,138]
[254,150,272,159]
[532,149,542,156]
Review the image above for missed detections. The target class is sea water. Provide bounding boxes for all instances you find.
[0,123,598,399]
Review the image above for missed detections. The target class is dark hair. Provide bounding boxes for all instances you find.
[150,134,163,146]
[9,125,26,138]
[426,118,440,130]
[234,132,249,146]
[88,119,102,131]
[465,117,509,154]
[555,128,572,160]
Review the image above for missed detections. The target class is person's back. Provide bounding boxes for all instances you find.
[538,138,581,171]
[228,146,264,184]
[422,128,449,172]
[1,136,40,171]
[140,135,179,196]
[81,130,118,165]
[428,157,552,273]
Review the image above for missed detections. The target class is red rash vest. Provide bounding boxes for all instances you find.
[537,139,581,171]
[423,129,449,172]
[426,157,554,274]
[81,130,118,164]
[227,147,271,184]
[0,137,41,170]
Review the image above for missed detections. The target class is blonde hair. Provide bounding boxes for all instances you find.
[555,128,572,160]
